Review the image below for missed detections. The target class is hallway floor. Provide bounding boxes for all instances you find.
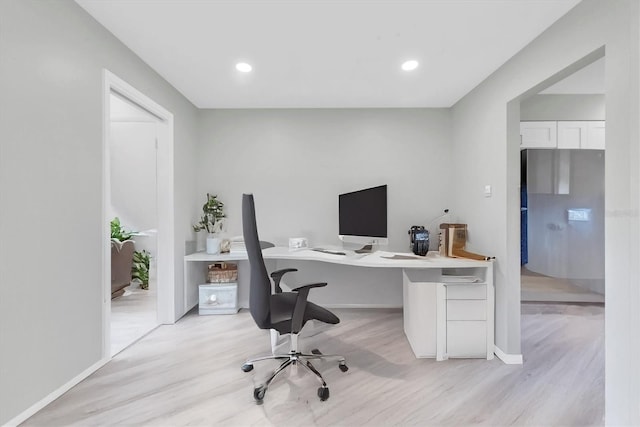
[521,267,604,304]
[111,287,158,356]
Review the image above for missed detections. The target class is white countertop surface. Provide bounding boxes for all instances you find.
[185,247,492,269]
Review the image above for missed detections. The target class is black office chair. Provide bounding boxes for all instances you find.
[241,193,348,404]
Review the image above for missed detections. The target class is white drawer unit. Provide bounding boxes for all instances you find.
[402,264,494,361]
[443,279,494,360]
[198,283,239,315]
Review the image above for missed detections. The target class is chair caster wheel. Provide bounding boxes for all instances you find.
[254,385,266,404]
[241,363,254,372]
[318,386,330,401]
[339,362,348,372]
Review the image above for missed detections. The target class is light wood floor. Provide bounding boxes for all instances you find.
[24,303,604,426]
[110,288,158,356]
[521,268,604,304]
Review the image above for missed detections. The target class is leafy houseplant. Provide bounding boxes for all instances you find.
[193,193,225,234]
[132,250,151,290]
[193,193,226,254]
[111,217,134,243]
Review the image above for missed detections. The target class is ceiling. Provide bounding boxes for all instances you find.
[76,0,581,109]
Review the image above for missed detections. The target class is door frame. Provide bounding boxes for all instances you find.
[505,47,605,359]
[102,70,175,358]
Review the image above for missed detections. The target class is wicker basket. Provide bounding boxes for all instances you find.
[207,262,238,283]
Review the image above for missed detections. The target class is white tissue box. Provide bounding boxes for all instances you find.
[289,237,308,249]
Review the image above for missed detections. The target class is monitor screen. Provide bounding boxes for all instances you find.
[339,185,387,238]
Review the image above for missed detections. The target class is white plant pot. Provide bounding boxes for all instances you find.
[206,235,221,254]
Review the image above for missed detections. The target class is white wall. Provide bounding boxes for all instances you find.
[197,109,452,252]
[109,121,158,232]
[521,94,605,121]
[450,1,639,424]
[0,1,199,424]
[196,109,451,308]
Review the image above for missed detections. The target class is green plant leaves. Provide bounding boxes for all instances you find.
[193,193,226,234]
[110,217,134,241]
[132,249,151,290]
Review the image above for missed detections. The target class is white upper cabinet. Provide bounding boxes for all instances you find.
[557,121,587,149]
[585,121,606,150]
[521,121,605,150]
[520,121,557,148]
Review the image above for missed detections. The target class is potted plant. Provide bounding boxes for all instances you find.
[132,250,151,290]
[111,217,134,245]
[193,193,226,254]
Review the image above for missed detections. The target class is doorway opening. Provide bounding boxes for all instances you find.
[518,57,605,304]
[102,70,175,358]
[109,92,160,355]
[505,48,606,420]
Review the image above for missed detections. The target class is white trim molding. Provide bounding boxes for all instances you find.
[3,358,110,427]
[494,346,523,364]
[102,69,176,359]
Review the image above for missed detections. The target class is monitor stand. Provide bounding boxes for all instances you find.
[354,244,373,254]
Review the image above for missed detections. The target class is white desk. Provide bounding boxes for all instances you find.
[184,248,494,360]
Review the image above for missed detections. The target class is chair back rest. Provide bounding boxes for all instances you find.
[242,194,272,329]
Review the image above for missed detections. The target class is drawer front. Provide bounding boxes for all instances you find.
[447,321,487,358]
[447,300,486,320]
[446,284,486,300]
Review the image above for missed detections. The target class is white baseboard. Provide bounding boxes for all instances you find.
[4,357,110,427]
[494,346,523,364]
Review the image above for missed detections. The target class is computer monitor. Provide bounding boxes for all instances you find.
[338,185,388,250]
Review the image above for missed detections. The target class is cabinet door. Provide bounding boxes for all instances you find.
[403,275,437,358]
[585,121,605,150]
[520,121,557,148]
[557,121,587,149]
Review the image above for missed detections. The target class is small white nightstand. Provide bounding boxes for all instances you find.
[198,283,239,315]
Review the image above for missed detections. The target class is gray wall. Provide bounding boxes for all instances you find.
[520,94,605,121]
[450,0,639,423]
[196,109,452,308]
[197,109,452,252]
[0,1,199,424]
[2,0,639,425]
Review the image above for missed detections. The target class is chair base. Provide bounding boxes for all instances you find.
[242,349,347,404]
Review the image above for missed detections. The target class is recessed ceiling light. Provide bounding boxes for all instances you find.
[236,62,252,73]
[401,60,419,71]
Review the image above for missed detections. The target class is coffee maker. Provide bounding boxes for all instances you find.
[408,226,429,256]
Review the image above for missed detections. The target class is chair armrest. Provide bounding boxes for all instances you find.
[270,268,298,293]
[290,282,327,333]
[291,282,327,292]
